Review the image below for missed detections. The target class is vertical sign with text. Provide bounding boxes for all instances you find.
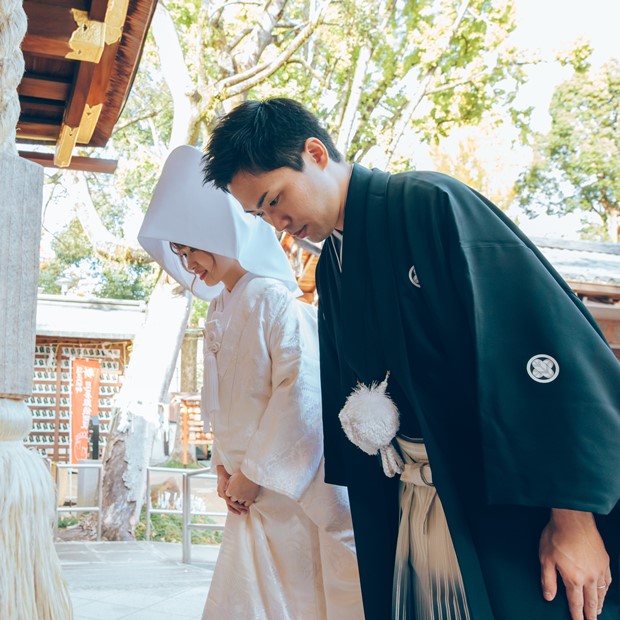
[70,358,101,464]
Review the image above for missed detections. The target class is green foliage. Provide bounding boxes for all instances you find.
[44,0,531,300]
[167,0,200,30]
[430,126,516,210]
[189,299,209,327]
[557,39,593,74]
[135,508,223,544]
[516,56,620,241]
[96,263,157,300]
[155,459,202,469]
[57,507,222,543]
[39,219,94,294]
[39,217,157,299]
[53,219,94,263]
[57,516,80,529]
[39,261,65,295]
[312,0,527,166]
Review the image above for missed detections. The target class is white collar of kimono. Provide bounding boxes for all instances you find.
[138,145,300,301]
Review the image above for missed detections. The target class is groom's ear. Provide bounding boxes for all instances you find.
[304,137,330,169]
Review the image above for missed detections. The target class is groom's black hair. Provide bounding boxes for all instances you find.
[202,98,342,190]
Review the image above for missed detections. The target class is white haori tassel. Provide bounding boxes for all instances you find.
[339,371,405,477]
[202,319,223,422]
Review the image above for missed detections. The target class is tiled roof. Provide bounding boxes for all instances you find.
[534,238,620,288]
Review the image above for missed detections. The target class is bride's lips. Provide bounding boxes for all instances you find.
[293,225,308,239]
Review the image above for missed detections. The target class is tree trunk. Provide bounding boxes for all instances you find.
[606,206,619,243]
[180,332,199,393]
[101,274,192,540]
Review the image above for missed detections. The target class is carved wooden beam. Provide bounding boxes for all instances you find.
[54,0,132,165]
[55,61,97,166]
[22,1,106,63]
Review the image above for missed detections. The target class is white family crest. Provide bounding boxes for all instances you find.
[408,265,421,288]
[527,354,559,383]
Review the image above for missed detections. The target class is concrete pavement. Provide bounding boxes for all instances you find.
[57,541,219,620]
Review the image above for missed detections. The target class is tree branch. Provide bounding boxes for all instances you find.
[114,110,163,135]
[237,0,289,70]
[286,57,323,82]
[425,70,487,96]
[218,0,331,99]
[229,27,254,51]
[336,44,372,153]
[69,172,152,263]
[385,0,472,167]
[218,0,332,92]
[209,0,263,23]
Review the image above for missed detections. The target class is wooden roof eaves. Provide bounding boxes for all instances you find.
[17,0,158,168]
[88,0,159,147]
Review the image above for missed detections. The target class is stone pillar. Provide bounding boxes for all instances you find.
[0,0,72,617]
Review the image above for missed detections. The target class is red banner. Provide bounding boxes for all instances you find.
[70,358,101,464]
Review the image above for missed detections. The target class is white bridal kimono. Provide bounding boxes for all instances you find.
[202,274,362,620]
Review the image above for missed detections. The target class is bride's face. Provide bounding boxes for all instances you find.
[171,244,238,288]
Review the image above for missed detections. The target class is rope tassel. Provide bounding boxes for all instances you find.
[338,371,404,478]
[0,400,73,619]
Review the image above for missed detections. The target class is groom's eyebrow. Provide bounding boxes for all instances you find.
[245,192,268,215]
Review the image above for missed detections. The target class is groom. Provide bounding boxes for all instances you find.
[202,97,620,620]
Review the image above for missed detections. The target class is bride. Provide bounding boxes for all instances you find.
[139,145,363,620]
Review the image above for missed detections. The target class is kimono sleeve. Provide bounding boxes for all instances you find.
[209,437,224,470]
[240,292,323,501]
[439,181,620,514]
[317,308,350,486]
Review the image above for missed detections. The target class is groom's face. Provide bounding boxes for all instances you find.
[228,145,342,243]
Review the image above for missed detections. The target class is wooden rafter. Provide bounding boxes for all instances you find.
[18,151,118,173]
[568,281,620,301]
[17,120,60,142]
[18,75,73,101]
[56,61,98,165]
[17,96,65,118]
